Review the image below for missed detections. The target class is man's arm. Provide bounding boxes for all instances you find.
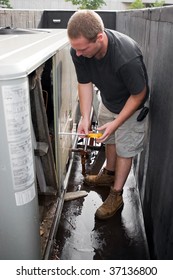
[114,86,147,127]
[77,82,93,135]
[98,86,147,142]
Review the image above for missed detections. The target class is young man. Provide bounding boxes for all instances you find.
[67,10,149,220]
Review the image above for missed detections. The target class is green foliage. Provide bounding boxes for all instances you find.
[152,0,165,7]
[65,0,106,10]
[129,0,145,9]
[129,0,165,9]
[0,0,12,8]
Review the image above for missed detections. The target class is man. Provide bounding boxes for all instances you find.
[67,10,149,220]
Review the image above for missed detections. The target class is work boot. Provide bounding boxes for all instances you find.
[84,168,115,187]
[95,188,123,220]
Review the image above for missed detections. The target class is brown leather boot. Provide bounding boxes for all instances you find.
[95,188,123,219]
[84,168,115,187]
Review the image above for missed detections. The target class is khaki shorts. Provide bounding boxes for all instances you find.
[98,102,146,158]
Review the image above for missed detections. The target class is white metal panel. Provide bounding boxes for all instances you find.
[53,44,78,188]
[0,29,68,80]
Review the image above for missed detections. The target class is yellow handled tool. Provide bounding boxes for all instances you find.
[86,133,102,138]
[59,132,103,138]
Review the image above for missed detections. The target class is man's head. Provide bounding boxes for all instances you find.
[67,10,107,59]
[67,10,104,41]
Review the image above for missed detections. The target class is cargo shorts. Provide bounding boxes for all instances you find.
[98,102,146,158]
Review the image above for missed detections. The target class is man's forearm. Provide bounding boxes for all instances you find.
[78,82,93,120]
[113,86,147,130]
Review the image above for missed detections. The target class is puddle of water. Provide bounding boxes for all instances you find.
[58,191,102,259]
[55,154,149,260]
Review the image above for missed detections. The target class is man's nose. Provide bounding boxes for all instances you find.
[76,50,82,56]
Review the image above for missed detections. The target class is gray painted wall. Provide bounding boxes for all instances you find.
[0,9,44,28]
[116,6,173,259]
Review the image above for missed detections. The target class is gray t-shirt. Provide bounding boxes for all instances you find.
[70,29,149,114]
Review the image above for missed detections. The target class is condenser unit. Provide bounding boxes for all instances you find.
[0,27,78,259]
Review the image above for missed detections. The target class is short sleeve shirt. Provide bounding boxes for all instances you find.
[70,29,149,114]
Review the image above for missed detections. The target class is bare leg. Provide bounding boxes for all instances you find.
[104,144,117,171]
[84,143,116,186]
[105,144,132,190]
[113,156,132,192]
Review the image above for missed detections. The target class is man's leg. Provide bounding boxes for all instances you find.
[113,156,132,192]
[95,108,146,219]
[84,143,116,186]
[95,155,132,219]
[104,144,117,172]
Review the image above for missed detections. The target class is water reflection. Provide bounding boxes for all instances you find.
[60,191,102,259]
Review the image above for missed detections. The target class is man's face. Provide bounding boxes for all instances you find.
[69,35,102,58]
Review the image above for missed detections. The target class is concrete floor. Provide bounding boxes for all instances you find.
[54,144,150,260]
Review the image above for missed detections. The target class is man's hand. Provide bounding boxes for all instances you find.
[77,117,91,137]
[96,121,117,143]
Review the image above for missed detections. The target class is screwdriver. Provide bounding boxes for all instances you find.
[59,132,103,139]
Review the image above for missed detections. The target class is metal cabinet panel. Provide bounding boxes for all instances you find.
[53,44,78,191]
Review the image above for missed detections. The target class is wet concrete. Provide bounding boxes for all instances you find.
[54,144,150,260]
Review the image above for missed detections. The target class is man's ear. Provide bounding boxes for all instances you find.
[97,32,104,42]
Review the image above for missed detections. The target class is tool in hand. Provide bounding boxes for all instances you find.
[59,132,102,139]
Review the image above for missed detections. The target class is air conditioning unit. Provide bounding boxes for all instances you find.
[0,27,78,259]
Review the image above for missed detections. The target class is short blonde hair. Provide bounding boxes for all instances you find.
[67,10,104,41]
